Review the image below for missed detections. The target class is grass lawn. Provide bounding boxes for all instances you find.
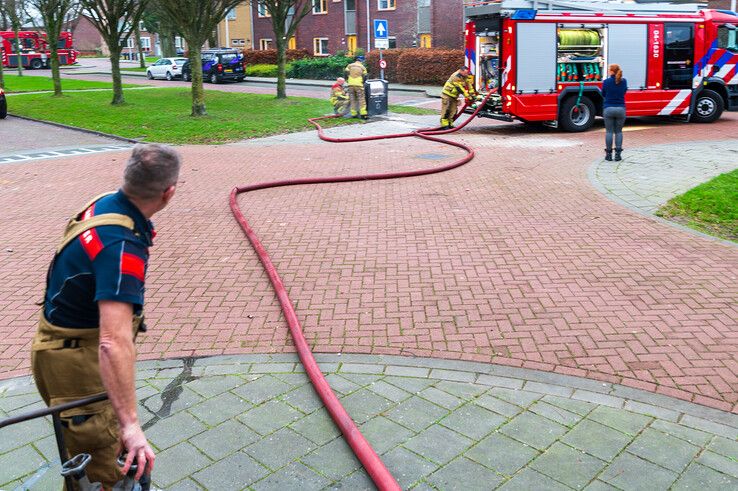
[121,67,148,72]
[2,74,133,93]
[8,88,354,144]
[388,104,438,115]
[656,168,737,242]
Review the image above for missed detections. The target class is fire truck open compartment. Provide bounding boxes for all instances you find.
[556,25,606,84]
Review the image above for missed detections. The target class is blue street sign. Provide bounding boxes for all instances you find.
[374,20,388,39]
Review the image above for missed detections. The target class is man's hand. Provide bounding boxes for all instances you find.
[119,423,155,480]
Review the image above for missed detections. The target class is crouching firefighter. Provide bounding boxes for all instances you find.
[330,77,350,116]
[32,144,181,490]
[440,66,471,129]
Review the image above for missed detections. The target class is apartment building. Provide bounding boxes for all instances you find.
[251,0,464,56]
[216,3,255,49]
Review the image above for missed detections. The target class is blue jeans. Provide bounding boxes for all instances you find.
[603,106,626,150]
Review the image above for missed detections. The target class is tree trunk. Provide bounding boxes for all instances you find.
[189,45,206,116]
[276,38,287,99]
[161,29,176,58]
[135,27,146,68]
[50,43,62,96]
[0,49,5,89]
[13,24,23,77]
[109,48,125,105]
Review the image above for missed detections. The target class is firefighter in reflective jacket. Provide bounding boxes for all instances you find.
[440,66,471,129]
[330,77,350,116]
[344,57,368,119]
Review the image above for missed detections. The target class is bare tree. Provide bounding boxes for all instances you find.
[30,0,78,96]
[4,0,31,77]
[80,0,148,104]
[134,22,145,68]
[142,1,178,58]
[255,0,312,99]
[156,0,242,116]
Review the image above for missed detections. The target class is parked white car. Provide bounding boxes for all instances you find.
[146,58,188,81]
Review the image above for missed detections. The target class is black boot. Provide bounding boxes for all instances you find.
[614,148,622,161]
[605,149,613,161]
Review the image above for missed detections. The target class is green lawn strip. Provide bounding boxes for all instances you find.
[3,74,135,93]
[388,104,438,115]
[121,67,149,73]
[655,168,737,242]
[9,88,354,144]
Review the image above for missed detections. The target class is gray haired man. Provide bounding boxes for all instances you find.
[32,144,181,488]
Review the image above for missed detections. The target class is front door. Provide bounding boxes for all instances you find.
[663,23,694,89]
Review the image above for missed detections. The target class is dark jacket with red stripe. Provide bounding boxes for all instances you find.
[43,190,155,328]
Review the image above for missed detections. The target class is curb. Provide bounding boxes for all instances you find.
[86,70,441,97]
[8,114,140,144]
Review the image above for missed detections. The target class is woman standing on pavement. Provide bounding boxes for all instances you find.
[602,64,627,161]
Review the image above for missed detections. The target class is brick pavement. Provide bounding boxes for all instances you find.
[2,355,737,490]
[0,114,736,414]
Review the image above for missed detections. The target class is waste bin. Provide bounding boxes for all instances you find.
[364,79,389,117]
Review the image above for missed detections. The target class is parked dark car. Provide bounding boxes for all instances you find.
[0,88,7,119]
[181,49,245,84]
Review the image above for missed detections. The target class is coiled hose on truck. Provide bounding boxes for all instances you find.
[230,90,497,490]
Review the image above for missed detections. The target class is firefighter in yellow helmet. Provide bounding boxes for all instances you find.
[330,77,350,116]
[344,56,368,119]
[440,66,471,129]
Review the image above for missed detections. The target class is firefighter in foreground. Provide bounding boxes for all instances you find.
[440,66,472,129]
[330,77,350,116]
[344,56,368,119]
[32,144,181,489]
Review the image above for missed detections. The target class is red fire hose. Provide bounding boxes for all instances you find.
[229,91,495,490]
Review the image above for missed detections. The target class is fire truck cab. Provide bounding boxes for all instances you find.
[464,0,738,131]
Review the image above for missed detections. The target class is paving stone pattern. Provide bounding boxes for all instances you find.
[1,355,737,490]
[590,139,738,215]
[1,114,737,414]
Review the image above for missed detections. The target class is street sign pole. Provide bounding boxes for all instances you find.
[379,50,384,81]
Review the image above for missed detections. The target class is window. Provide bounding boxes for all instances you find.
[420,34,431,48]
[388,37,397,49]
[260,38,273,50]
[718,24,738,51]
[314,37,329,56]
[126,38,135,48]
[175,37,185,49]
[232,39,246,46]
[378,0,396,11]
[140,37,151,50]
[226,9,236,20]
[313,0,327,14]
[257,1,270,17]
[138,21,145,32]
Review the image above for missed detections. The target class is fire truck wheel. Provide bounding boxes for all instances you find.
[30,59,43,69]
[0,97,7,119]
[146,71,154,80]
[559,96,595,132]
[692,89,724,123]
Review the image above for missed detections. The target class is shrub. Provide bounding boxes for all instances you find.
[365,49,406,82]
[396,49,465,85]
[287,55,354,80]
[245,63,288,77]
[242,49,310,65]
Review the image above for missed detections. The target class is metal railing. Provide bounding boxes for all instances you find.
[0,393,108,490]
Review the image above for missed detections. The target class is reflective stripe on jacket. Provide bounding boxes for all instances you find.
[345,62,367,87]
[442,70,469,99]
[330,84,348,105]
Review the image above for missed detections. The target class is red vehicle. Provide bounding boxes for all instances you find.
[1,30,78,69]
[464,0,738,130]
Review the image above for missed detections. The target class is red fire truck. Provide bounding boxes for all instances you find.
[0,30,78,69]
[464,0,738,131]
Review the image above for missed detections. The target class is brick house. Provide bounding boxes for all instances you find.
[251,0,464,56]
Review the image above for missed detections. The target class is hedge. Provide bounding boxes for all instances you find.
[287,55,354,80]
[245,63,288,77]
[365,49,406,82]
[396,49,465,85]
[242,49,310,64]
